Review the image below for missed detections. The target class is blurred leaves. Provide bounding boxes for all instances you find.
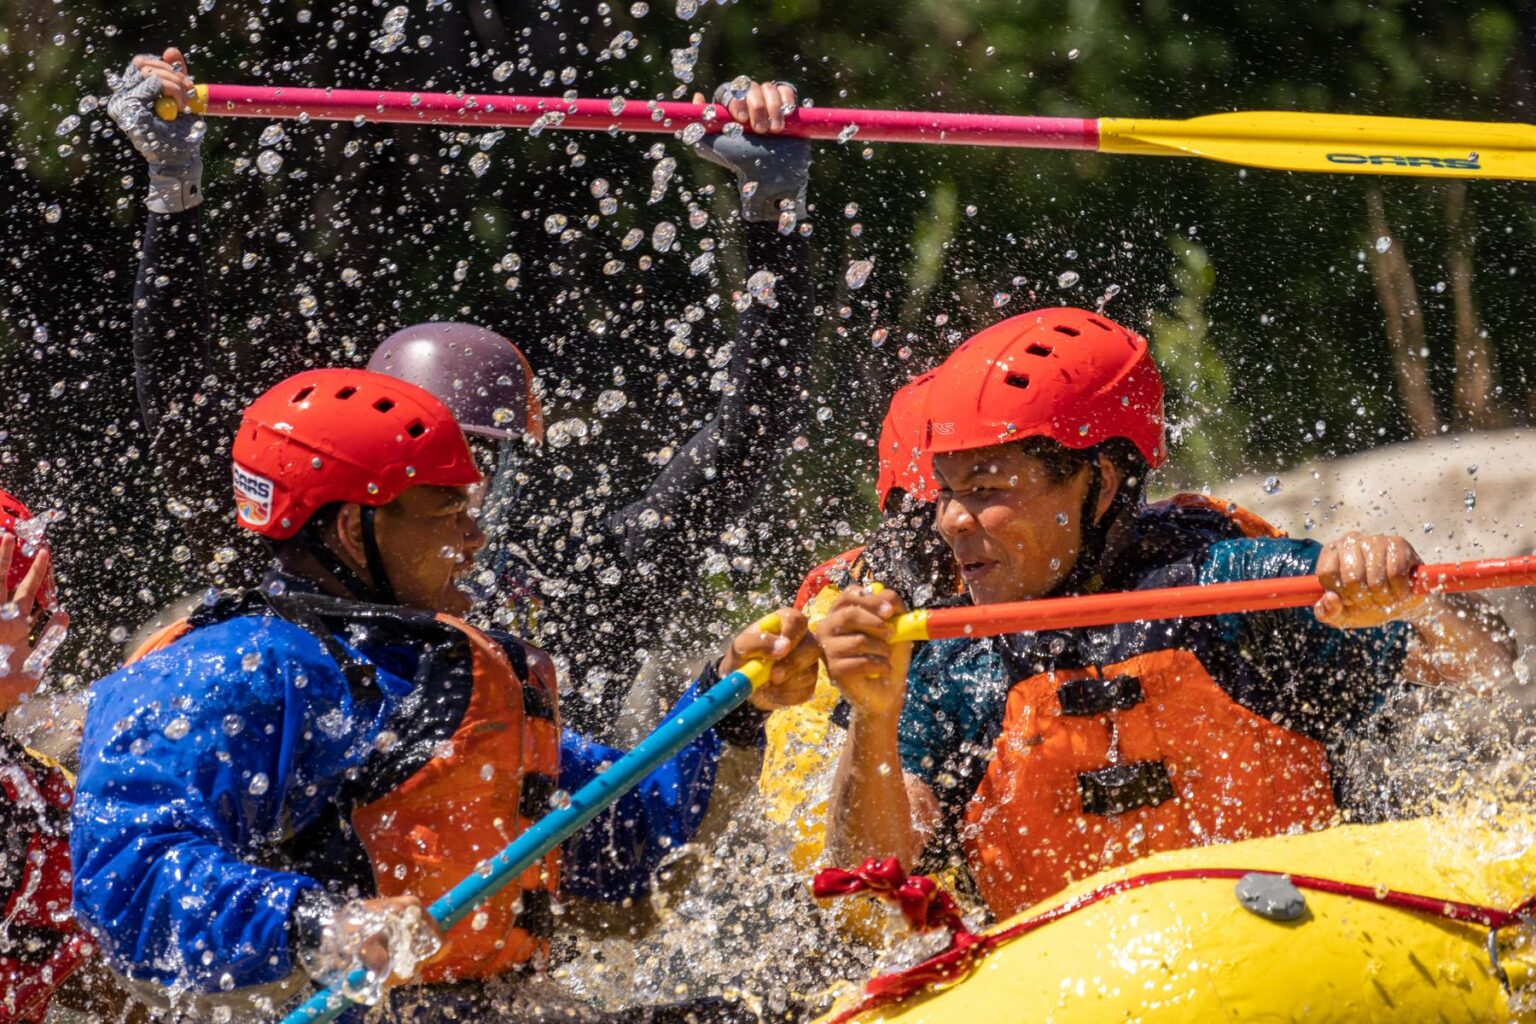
[1,0,1534,660]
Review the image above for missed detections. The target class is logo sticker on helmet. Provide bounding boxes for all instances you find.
[233,463,274,527]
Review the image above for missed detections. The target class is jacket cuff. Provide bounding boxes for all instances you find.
[707,661,772,748]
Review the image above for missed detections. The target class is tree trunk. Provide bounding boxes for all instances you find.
[1444,181,1510,430]
[1365,189,1441,439]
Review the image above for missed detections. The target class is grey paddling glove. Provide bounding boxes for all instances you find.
[106,60,205,214]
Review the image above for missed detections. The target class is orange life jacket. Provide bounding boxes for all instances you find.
[130,594,561,982]
[961,495,1338,918]
[794,546,869,610]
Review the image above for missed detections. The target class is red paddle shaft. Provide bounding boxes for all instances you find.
[174,84,1099,149]
[909,556,1536,641]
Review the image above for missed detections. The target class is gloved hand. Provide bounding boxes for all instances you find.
[691,78,811,225]
[106,47,204,214]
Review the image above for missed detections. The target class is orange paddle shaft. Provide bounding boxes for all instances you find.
[892,555,1536,642]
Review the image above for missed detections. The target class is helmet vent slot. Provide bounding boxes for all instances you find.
[1005,372,1031,390]
[1050,326,1079,339]
[1086,317,1112,330]
[1026,341,1056,355]
[335,386,358,400]
[373,398,397,414]
[292,385,315,404]
[405,421,427,438]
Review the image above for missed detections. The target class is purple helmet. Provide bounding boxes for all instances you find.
[367,322,544,442]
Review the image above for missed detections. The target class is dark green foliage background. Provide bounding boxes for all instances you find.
[1,0,1532,674]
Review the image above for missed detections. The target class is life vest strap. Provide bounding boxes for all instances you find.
[1077,760,1174,816]
[1058,674,1144,716]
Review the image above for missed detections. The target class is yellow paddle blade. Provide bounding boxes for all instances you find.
[1099,110,1536,181]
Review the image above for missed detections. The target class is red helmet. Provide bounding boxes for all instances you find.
[875,372,939,511]
[0,488,55,610]
[923,308,1165,467]
[233,368,482,541]
[367,323,545,443]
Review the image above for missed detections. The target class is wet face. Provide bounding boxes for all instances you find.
[932,444,1096,606]
[367,484,486,615]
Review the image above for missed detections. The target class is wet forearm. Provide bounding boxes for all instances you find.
[1405,593,1517,693]
[828,709,923,867]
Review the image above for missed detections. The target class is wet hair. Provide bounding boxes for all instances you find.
[1013,436,1149,515]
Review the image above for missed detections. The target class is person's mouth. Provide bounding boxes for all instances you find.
[959,559,996,582]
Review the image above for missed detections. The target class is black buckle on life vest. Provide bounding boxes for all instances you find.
[1058,675,1144,716]
[1078,760,1174,816]
[518,773,558,821]
[516,889,555,938]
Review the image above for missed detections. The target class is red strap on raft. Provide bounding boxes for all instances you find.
[813,862,1536,1024]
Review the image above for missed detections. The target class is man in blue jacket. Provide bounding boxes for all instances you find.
[71,368,818,1022]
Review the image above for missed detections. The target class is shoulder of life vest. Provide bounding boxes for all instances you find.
[128,593,562,981]
[794,546,869,610]
[1152,492,1287,540]
[961,497,1330,919]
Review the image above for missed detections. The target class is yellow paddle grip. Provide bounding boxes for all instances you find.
[737,611,783,691]
[153,84,209,122]
[866,582,931,644]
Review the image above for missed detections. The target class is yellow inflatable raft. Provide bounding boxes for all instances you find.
[818,813,1536,1022]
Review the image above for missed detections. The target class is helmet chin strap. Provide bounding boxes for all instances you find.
[1050,458,1115,598]
[358,507,399,606]
[295,508,397,605]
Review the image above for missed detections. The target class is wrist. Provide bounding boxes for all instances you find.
[848,701,902,733]
[147,154,204,214]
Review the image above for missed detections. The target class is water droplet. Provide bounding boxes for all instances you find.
[992,291,1011,308]
[1464,489,1477,511]
[870,327,889,346]
[1375,235,1392,254]
[1262,475,1282,495]
[689,251,714,275]
[248,773,270,796]
[298,295,318,318]
[55,114,80,136]
[1057,269,1080,289]
[560,66,577,85]
[845,259,874,290]
[631,1,649,14]
[676,0,697,18]
[544,213,569,234]
[256,150,284,175]
[43,204,61,224]
[746,269,778,305]
[681,122,706,145]
[836,123,859,143]
[163,717,191,741]
[222,714,245,737]
[621,227,644,250]
[1068,47,1081,59]
[258,124,285,147]
[241,651,262,672]
[1056,512,1069,526]
[468,152,490,177]
[493,61,514,82]
[651,221,676,251]
[596,390,628,414]
[609,95,627,116]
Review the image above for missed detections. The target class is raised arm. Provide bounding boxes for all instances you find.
[109,49,254,582]
[605,79,814,576]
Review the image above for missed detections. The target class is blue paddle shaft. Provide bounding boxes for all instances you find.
[278,666,757,1024]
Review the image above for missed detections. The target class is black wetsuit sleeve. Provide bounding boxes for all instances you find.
[602,222,813,578]
[133,208,259,584]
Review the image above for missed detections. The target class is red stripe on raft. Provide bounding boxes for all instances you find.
[822,865,1532,1024]
[197,84,1100,150]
